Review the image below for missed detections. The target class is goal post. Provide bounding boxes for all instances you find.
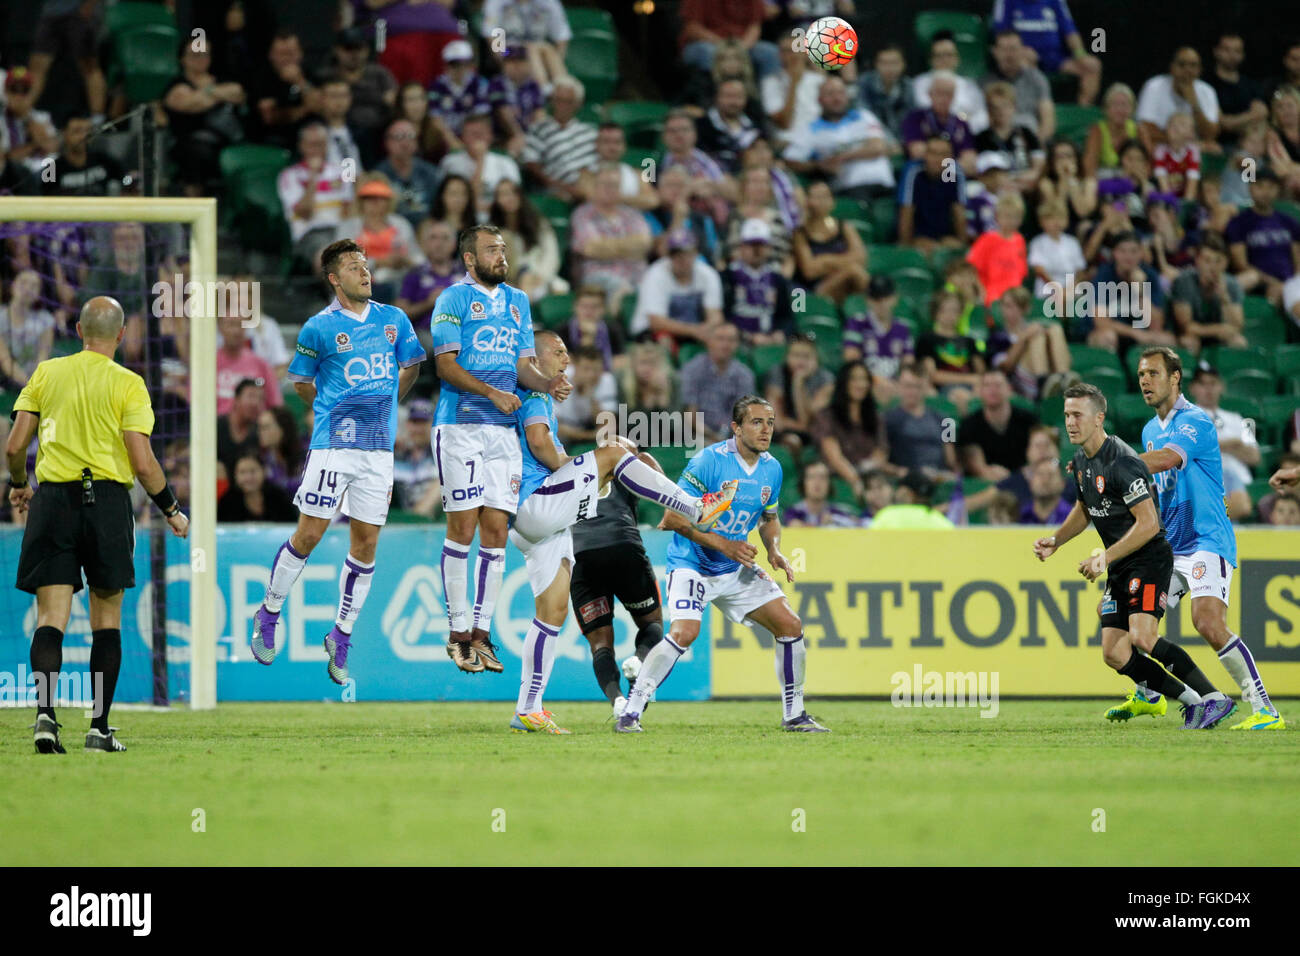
[0,196,218,710]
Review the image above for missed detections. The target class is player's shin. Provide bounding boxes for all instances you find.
[471,547,505,632]
[592,645,622,704]
[264,539,308,613]
[335,555,376,635]
[89,629,121,734]
[440,542,471,634]
[626,636,685,717]
[774,635,806,722]
[517,618,560,714]
[1218,635,1274,713]
[30,625,64,720]
[1118,649,1200,706]
[1151,637,1220,698]
[611,452,700,520]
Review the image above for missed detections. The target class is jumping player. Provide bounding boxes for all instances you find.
[431,224,569,675]
[1033,383,1226,728]
[250,239,426,684]
[1121,347,1282,730]
[615,395,830,734]
[507,331,737,733]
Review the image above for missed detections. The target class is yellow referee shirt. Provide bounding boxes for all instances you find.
[12,350,154,486]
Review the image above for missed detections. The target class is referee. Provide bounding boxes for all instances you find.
[6,296,189,755]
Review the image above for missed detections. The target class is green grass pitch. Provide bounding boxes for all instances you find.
[1,701,1296,866]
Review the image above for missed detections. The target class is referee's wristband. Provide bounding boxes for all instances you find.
[150,484,182,517]
[6,476,29,493]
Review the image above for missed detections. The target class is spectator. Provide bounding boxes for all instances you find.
[570,163,654,315]
[857,43,915,142]
[885,360,960,478]
[520,77,599,202]
[95,223,149,368]
[575,123,659,211]
[783,75,895,203]
[1085,231,1174,350]
[218,272,292,381]
[1,68,57,172]
[482,0,572,87]
[916,289,984,412]
[678,0,781,81]
[1271,492,1300,525]
[812,360,887,499]
[1153,112,1202,201]
[869,470,956,528]
[355,0,461,89]
[967,193,1028,304]
[766,334,834,457]
[620,341,679,416]
[988,287,1073,401]
[439,114,521,218]
[43,114,132,197]
[317,77,363,174]
[490,46,548,156]
[722,168,794,274]
[430,174,477,235]
[678,38,762,126]
[764,39,829,151]
[374,119,443,230]
[217,378,264,476]
[26,0,106,121]
[991,0,1101,105]
[1220,121,1270,209]
[898,137,969,250]
[398,219,461,337]
[983,30,1055,140]
[986,489,1021,525]
[740,138,805,233]
[630,229,724,347]
[1170,233,1247,350]
[902,71,978,173]
[1137,48,1221,148]
[1029,200,1086,297]
[913,33,989,134]
[565,286,626,372]
[428,40,492,153]
[1019,458,1073,523]
[1208,32,1269,149]
[696,78,763,176]
[337,175,420,301]
[392,399,441,516]
[217,314,283,416]
[957,369,1040,479]
[556,345,619,445]
[162,41,247,196]
[1256,451,1300,521]
[256,407,305,498]
[254,31,322,151]
[1268,86,1300,198]
[662,108,738,225]
[218,453,298,523]
[860,470,896,524]
[648,165,721,262]
[278,121,356,270]
[489,179,562,302]
[1187,364,1258,519]
[724,219,794,344]
[1113,138,1160,231]
[843,274,914,376]
[396,81,449,163]
[680,322,756,442]
[1225,168,1300,303]
[1083,184,1139,266]
[782,461,860,527]
[967,422,1075,513]
[0,269,54,388]
[977,80,1045,193]
[792,178,869,303]
[967,151,1011,236]
[330,27,398,169]
[1083,83,1141,178]
[1040,138,1099,238]
[1149,191,1196,282]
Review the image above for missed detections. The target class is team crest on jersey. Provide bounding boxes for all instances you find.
[335,332,352,353]
[1095,475,1105,493]
[509,304,521,326]
[1147,441,1154,451]
[1129,578,1141,594]
[510,474,521,495]
[1192,561,1207,580]
[471,301,486,316]
[760,485,772,505]
[384,324,398,344]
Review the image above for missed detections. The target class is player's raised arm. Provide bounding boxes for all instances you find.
[1139,447,1184,474]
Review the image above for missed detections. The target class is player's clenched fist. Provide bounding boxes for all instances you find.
[1269,464,1300,492]
[547,374,571,402]
[488,387,521,414]
[1032,536,1056,561]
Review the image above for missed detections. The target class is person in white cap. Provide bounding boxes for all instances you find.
[966,151,1012,236]
[429,40,491,153]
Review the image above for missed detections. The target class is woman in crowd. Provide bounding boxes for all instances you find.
[489,178,562,302]
[1083,83,1140,177]
[257,407,305,498]
[792,178,869,304]
[217,453,299,523]
[811,360,889,503]
[430,173,477,234]
[1038,138,1098,238]
[619,340,678,417]
[396,81,449,162]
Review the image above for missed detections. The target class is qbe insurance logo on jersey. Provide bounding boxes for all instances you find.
[471,324,521,353]
[384,324,398,344]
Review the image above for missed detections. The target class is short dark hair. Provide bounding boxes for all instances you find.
[1140,345,1184,387]
[732,394,774,426]
[875,43,905,59]
[1112,230,1141,248]
[321,238,365,284]
[458,223,503,262]
[234,378,261,398]
[572,345,604,364]
[1198,231,1229,257]
[1064,382,1108,416]
[597,121,624,135]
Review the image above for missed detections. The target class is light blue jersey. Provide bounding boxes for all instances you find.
[430,275,535,428]
[515,386,564,505]
[1141,394,1237,564]
[287,298,425,451]
[666,438,783,576]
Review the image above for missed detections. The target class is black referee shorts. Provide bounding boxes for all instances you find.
[16,481,136,595]
[1100,541,1173,632]
[570,543,661,635]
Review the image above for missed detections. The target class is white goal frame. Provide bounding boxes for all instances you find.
[0,196,217,709]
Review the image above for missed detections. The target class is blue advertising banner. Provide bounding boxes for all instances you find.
[0,526,712,704]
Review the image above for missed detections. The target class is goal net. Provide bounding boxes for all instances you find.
[0,197,217,710]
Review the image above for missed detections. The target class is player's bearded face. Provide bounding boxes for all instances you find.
[472,241,509,283]
[736,412,774,452]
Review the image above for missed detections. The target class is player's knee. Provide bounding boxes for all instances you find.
[670,621,700,647]
[585,628,614,652]
[293,525,325,553]
[1102,647,1128,671]
[1191,610,1228,647]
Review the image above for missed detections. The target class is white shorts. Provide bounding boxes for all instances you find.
[294,448,393,526]
[666,564,786,625]
[508,527,575,597]
[433,422,522,514]
[1168,550,1234,608]
[511,453,601,542]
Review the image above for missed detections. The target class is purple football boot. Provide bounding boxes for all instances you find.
[1195,696,1237,729]
[250,606,280,665]
[323,627,352,685]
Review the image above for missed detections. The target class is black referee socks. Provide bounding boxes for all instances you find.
[89,629,122,733]
[592,646,621,704]
[30,625,64,719]
[1151,638,1218,697]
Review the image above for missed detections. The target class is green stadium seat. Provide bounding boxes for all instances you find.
[1038,395,1065,429]
[106,2,176,37]
[637,501,665,529]
[567,7,616,40]
[749,342,787,381]
[619,292,637,333]
[536,294,574,330]
[1274,344,1300,393]
[1276,199,1300,223]
[767,444,796,481]
[0,390,16,416]
[1257,396,1300,443]
[1054,104,1103,146]
[1226,368,1277,398]
[117,25,180,105]
[648,445,690,479]
[842,294,868,320]
[925,394,958,420]
[1086,366,1127,398]
[1205,345,1273,377]
[1201,149,1228,184]
[622,146,659,173]
[913,11,987,79]
[281,385,310,434]
[890,266,935,303]
[795,312,838,339]
[801,293,840,319]
[1258,443,1281,473]
[679,341,705,366]
[1111,393,1151,436]
[1220,394,1263,423]
[220,144,291,181]
[1069,343,1123,375]
[532,192,572,226]
[867,244,928,275]
[809,327,843,370]
[868,198,899,242]
[927,245,967,281]
[606,101,670,148]
[566,35,619,103]
[833,196,871,224]
[831,477,861,508]
[1243,311,1289,346]
[228,171,291,258]
[1242,296,1279,321]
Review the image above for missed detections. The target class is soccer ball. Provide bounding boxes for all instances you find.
[804,16,857,71]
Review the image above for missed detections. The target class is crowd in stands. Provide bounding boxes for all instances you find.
[2,2,1300,528]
